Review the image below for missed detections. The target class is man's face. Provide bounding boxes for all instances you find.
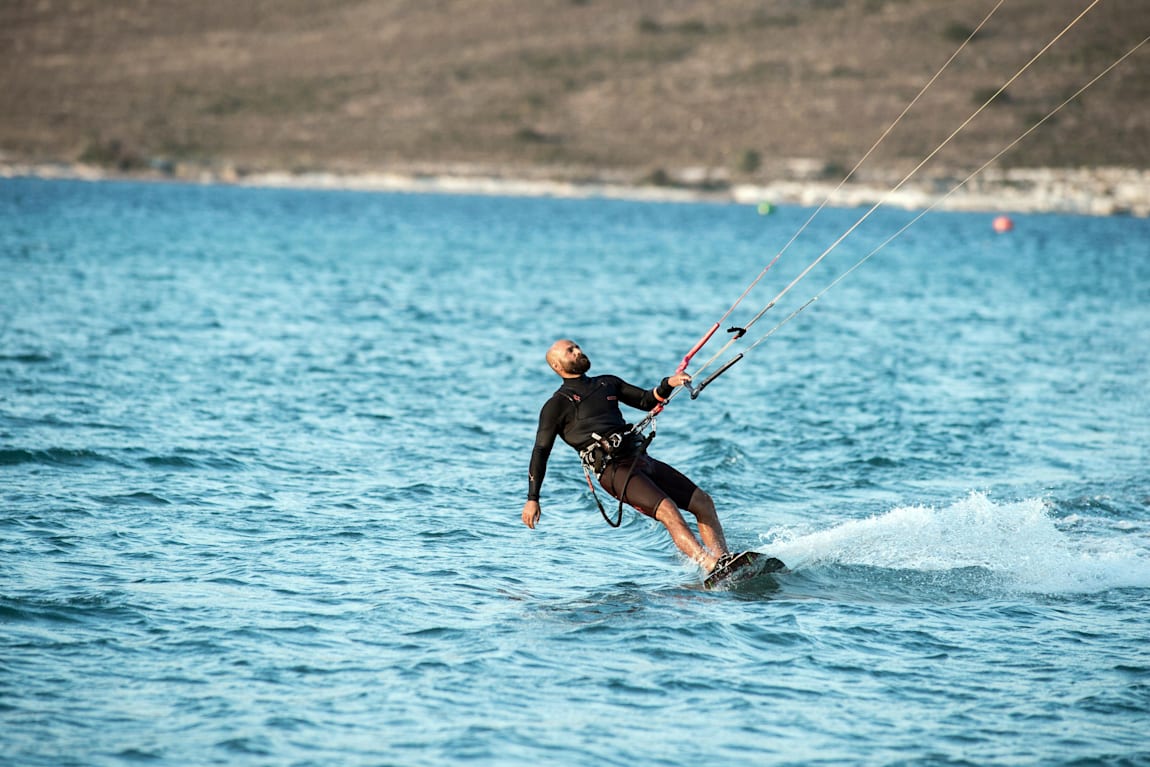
[551,340,591,376]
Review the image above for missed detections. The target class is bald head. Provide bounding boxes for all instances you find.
[546,339,591,378]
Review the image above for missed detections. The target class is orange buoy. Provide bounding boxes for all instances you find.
[993,215,1014,233]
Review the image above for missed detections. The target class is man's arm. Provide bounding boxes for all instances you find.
[616,373,690,411]
[523,396,564,528]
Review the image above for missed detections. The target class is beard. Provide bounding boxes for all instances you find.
[565,353,591,375]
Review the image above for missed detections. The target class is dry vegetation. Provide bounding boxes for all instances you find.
[2,0,1148,186]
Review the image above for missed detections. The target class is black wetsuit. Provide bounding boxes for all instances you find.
[527,374,699,517]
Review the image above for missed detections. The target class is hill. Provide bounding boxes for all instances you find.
[2,0,1148,201]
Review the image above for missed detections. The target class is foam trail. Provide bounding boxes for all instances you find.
[760,492,1150,594]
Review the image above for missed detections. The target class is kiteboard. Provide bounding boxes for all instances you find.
[703,550,786,590]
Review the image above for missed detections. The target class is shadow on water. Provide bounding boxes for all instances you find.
[678,562,1010,604]
[520,562,999,610]
[769,564,1006,604]
[685,573,786,600]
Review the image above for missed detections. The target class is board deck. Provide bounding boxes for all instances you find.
[703,551,786,590]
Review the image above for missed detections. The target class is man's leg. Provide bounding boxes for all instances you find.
[599,460,721,571]
[653,498,718,571]
[686,488,729,559]
[637,458,730,562]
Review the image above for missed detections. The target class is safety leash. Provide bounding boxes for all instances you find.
[582,427,656,528]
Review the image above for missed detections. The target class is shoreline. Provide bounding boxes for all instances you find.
[3,160,1148,217]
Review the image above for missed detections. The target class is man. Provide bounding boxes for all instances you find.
[522,339,733,574]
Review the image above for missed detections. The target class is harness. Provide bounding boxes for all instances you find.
[557,382,657,528]
[579,426,656,528]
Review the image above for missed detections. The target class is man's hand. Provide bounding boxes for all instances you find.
[668,372,692,388]
[522,500,541,529]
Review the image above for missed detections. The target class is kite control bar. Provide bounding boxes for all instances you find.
[639,322,720,424]
[634,323,748,433]
[632,323,717,433]
[685,352,743,400]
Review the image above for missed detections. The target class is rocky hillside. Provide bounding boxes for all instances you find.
[2,0,1148,187]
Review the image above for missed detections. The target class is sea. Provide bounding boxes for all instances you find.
[2,176,1148,766]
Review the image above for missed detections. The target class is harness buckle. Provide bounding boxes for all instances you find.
[578,430,625,475]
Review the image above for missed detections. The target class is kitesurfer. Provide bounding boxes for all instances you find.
[522,339,734,574]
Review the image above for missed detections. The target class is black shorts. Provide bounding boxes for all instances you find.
[597,454,699,518]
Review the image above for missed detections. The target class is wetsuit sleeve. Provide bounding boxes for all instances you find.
[615,376,673,411]
[527,395,566,501]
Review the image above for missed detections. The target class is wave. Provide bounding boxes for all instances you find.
[0,352,53,364]
[0,592,137,625]
[0,447,123,467]
[91,491,172,506]
[140,452,247,470]
[0,447,248,471]
[760,492,1150,595]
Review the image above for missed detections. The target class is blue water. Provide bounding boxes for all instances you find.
[2,177,1149,766]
